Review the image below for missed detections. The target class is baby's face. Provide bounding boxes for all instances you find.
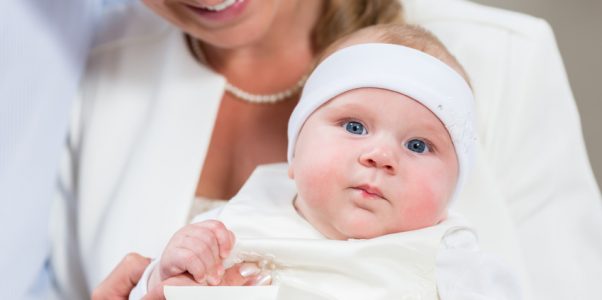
[289,88,458,240]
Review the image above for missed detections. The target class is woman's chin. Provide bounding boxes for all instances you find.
[186,16,273,50]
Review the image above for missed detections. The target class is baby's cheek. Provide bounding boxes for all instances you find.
[303,150,345,184]
[402,181,447,229]
[296,162,336,202]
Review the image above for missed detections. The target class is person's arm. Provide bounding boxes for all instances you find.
[410,1,602,297]
[0,0,96,299]
[481,19,602,299]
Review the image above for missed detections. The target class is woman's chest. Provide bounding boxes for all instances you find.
[196,95,296,199]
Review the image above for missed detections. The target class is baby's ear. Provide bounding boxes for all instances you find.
[287,162,295,179]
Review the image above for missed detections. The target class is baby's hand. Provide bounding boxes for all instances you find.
[149,220,235,290]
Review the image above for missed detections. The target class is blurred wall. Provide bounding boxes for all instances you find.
[472,0,602,189]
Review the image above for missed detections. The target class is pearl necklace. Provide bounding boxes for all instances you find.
[189,37,308,104]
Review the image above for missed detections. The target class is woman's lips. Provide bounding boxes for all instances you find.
[197,0,237,11]
[186,0,248,22]
[353,185,385,199]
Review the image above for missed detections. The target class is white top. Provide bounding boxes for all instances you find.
[131,164,521,300]
[51,1,602,299]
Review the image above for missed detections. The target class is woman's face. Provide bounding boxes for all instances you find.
[142,0,292,48]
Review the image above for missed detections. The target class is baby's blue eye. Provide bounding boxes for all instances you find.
[406,139,429,153]
[344,121,367,135]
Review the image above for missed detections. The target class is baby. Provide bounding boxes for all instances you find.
[132,24,520,299]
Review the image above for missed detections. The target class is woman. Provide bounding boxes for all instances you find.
[52,0,403,298]
[51,0,602,299]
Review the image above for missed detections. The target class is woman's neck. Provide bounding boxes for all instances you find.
[201,0,321,92]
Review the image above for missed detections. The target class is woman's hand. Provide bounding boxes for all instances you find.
[92,252,151,300]
[149,220,235,291]
[143,262,266,300]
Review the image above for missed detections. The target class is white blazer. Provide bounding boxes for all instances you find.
[51,0,602,299]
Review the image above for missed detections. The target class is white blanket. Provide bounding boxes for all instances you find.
[152,164,520,300]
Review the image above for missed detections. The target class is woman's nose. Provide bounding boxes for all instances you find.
[359,146,398,175]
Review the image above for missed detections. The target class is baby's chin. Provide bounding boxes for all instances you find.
[313,209,403,240]
[315,224,375,240]
[328,224,387,240]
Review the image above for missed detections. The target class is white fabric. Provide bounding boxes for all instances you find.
[287,43,476,201]
[0,0,98,299]
[131,164,520,300]
[50,0,602,299]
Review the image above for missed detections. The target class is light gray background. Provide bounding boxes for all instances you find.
[472,0,602,188]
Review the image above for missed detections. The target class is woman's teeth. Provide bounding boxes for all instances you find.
[199,0,238,11]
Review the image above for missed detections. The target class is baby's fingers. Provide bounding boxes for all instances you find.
[195,220,235,259]
[161,245,207,284]
[183,232,231,284]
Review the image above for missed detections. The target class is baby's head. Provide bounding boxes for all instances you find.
[287,24,475,240]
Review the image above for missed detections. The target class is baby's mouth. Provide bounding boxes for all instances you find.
[352,185,386,200]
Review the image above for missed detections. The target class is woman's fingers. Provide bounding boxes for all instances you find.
[142,273,199,300]
[143,263,269,300]
[92,253,150,300]
[220,262,263,286]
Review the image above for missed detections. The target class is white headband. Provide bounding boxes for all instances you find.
[287,43,476,200]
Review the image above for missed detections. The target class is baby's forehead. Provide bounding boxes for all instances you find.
[288,43,475,181]
[319,87,416,109]
[318,87,441,121]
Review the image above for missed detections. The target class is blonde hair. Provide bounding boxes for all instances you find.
[311,0,404,53]
[321,24,471,85]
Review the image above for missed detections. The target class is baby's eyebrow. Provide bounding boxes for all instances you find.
[409,122,452,144]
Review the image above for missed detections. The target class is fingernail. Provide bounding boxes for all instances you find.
[255,273,272,286]
[239,263,261,277]
[207,275,220,285]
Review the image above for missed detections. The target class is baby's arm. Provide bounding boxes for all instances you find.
[147,220,236,290]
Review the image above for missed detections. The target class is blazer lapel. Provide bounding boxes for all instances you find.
[94,29,225,280]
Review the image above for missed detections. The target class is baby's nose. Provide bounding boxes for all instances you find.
[359,146,398,174]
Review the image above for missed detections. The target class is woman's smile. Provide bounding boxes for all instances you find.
[185,0,249,22]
